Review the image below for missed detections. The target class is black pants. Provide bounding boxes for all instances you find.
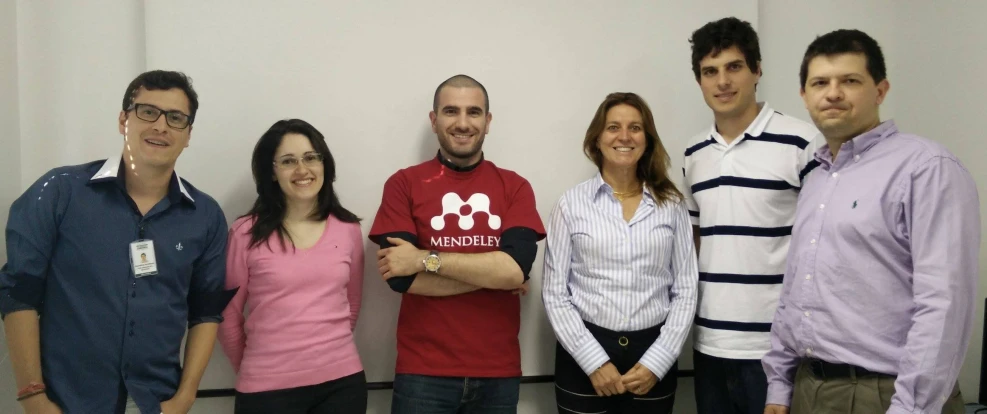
[693,350,767,414]
[554,321,677,414]
[234,371,367,414]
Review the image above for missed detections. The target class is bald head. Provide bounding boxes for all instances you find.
[433,74,489,113]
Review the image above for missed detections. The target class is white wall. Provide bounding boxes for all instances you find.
[0,1,20,413]
[15,0,145,188]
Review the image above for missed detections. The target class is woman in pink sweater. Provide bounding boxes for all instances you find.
[219,119,366,414]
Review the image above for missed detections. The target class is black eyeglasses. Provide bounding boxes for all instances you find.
[128,103,192,129]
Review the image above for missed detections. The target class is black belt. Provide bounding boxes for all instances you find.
[806,359,892,379]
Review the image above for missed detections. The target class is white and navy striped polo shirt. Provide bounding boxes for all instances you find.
[682,102,822,360]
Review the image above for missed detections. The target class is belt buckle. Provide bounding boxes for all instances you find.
[617,336,629,347]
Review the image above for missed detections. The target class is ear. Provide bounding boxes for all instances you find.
[429,111,438,133]
[118,111,128,136]
[484,111,492,134]
[875,79,890,105]
[800,87,809,110]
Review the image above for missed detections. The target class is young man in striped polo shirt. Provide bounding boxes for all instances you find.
[682,17,822,414]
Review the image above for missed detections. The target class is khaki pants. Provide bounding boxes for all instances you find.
[791,361,964,413]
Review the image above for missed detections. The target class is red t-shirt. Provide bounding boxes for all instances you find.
[369,156,546,377]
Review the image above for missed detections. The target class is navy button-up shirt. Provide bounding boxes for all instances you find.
[0,157,235,413]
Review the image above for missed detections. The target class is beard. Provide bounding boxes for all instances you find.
[438,132,485,162]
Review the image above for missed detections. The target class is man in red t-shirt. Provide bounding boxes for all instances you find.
[370,74,546,413]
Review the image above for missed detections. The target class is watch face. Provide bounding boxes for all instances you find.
[424,255,440,271]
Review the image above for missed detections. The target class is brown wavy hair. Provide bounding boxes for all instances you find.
[582,92,682,206]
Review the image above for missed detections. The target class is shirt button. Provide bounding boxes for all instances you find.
[854,155,860,161]
[130,320,136,326]
[131,292,136,298]
[806,348,813,355]
[806,274,812,280]
[804,311,810,317]
[831,172,839,178]
[810,239,816,244]
[819,204,825,209]
[129,331,135,337]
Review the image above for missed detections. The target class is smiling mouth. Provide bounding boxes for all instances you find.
[293,178,315,186]
[715,92,737,101]
[614,147,635,153]
[144,138,169,147]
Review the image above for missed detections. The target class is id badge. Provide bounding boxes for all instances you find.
[130,240,159,278]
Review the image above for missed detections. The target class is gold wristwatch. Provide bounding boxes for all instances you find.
[423,250,441,273]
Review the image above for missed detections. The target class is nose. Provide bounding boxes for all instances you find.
[717,71,731,89]
[824,81,844,101]
[454,113,470,130]
[151,113,170,132]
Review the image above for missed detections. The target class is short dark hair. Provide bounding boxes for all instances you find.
[121,70,200,125]
[799,29,887,89]
[244,119,360,250]
[432,74,489,113]
[689,17,761,81]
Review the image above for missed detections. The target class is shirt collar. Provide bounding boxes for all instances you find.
[589,172,654,204]
[709,101,774,145]
[89,156,196,205]
[435,150,484,172]
[814,120,898,167]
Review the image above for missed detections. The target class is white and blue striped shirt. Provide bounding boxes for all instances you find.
[682,102,822,360]
[542,173,698,378]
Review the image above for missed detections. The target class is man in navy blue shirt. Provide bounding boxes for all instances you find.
[1,70,235,414]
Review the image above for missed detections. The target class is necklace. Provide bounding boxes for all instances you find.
[612,188,642,202]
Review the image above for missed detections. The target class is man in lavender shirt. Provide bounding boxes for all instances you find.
[762,29,980,414]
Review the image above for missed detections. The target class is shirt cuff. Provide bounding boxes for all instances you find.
[0,294,36,319]
[188,287,238,322]
[189,315,223,327]
[766,380,794,407]
[888,401,938,414]
[638,346,676,380]
[571,338,609,375]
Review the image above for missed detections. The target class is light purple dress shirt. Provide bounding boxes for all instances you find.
[762,120,981,413]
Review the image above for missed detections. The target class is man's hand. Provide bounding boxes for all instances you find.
[764,404,789,414]
[160,394,195,414]
[19,394,63,414]
[377,238,427,279]
[512,282,529,296]
[589,362,625,396]
[620,363,658,395]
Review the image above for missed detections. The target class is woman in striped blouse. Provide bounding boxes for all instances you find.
[542,92,699,414]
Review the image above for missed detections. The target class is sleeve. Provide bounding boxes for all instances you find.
[0,170,70,318]
[763,298,801,406]
[499,227,539,281]
[218,219,250,372]
[368,172,417,244]
[187,205,238,326]
[502,178,546,239]
[798,132,824,185]
[540,195,608,375]
[347,223,365,331]
[378,232,418,293]
[887,157,981,414]
[681,159,700,227]
[638,202,698,379]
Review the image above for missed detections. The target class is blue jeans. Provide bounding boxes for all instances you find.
[693,350,767,414]
[391,374,520,414]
